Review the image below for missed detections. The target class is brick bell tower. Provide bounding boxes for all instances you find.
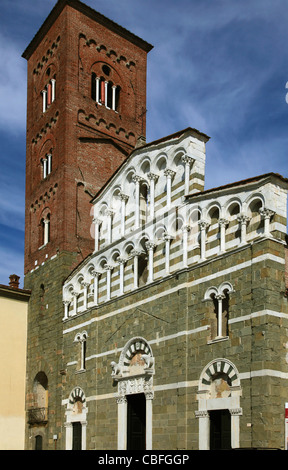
[22,0,152,449]
[23,0,152,274]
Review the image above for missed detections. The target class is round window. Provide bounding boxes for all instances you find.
[102,65,111,76]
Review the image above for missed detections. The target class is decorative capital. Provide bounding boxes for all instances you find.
[182,224,191,233]
[91,270,102,278]
[116,396,127,405]
[182,155,195,166]
[198,220,209,230]
[237,214,250,225]
[132,174,143,184]
[163,233,174,242]
[130,249,145,258]
[145,391,154,400]
[164,168,176,179]
[104,264,115,271]
[119,192,129,203]
[145,241,156,251]
[215,293,226,301]
[219,218,229,227]
[259,207,275,219]
[147,172,159,182]
[106,208,115,217]
[81,281,90,289]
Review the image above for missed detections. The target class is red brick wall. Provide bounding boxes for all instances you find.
[24,3,150,273]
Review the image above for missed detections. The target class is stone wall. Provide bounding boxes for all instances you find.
[58,237,288,449]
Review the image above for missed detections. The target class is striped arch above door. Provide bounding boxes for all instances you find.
[199,358,240,390]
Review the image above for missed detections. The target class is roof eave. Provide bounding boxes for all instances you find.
[185,172,288,200]
[22,0,153,60]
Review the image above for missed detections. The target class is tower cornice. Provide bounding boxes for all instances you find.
[22,0,153,61]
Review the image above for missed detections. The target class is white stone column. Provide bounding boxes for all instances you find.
[195,410,210,450]
[72,291,79,316]
[145,394,153,450]
[93,218,102,252]
[42,89,47,113]
[219,218,229,253]
[92,271,101,305]
[96,77,100,103]
[105,265,113,301]
[51,78,56,102]
[182,224,191,267]
[164,233,173,274]
[120,193,129,238]
[106,209,114,244]
[43,218,50,245]
[42,157,48,179]
[199,220,209,260]
[237,214,250,245]
[47,153,52,175]
[133,175,142,229]
[182,156,194,195]
[81,421,87,450]
[215,293,225,337]
[147,173,158,220]
[145,241,156,283]
[65,422,73,450]
[164,169,175,210]
[260,207,275,237]
[118,258,127,295]
[117,397,127,450]
[131,250,141,289]
[63,300,70,320]
[81,282,90,310]
[104,81,108,107]
[230,408,242,449]
[112,85,117,111]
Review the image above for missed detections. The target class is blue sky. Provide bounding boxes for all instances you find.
[1,0,288,287]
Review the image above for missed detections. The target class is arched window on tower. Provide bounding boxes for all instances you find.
[40,213,51,247]
[91,65,120,112]
[40,283,46,313]
[41,153,52,179]
[41,69,56,113]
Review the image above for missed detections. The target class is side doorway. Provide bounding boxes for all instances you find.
[127,393,146,450]
[209,409,231,450]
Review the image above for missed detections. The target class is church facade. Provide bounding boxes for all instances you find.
[23,0,288,450]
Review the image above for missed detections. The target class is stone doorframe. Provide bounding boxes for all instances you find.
[111,336,155,450]
[196,358,242,450]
